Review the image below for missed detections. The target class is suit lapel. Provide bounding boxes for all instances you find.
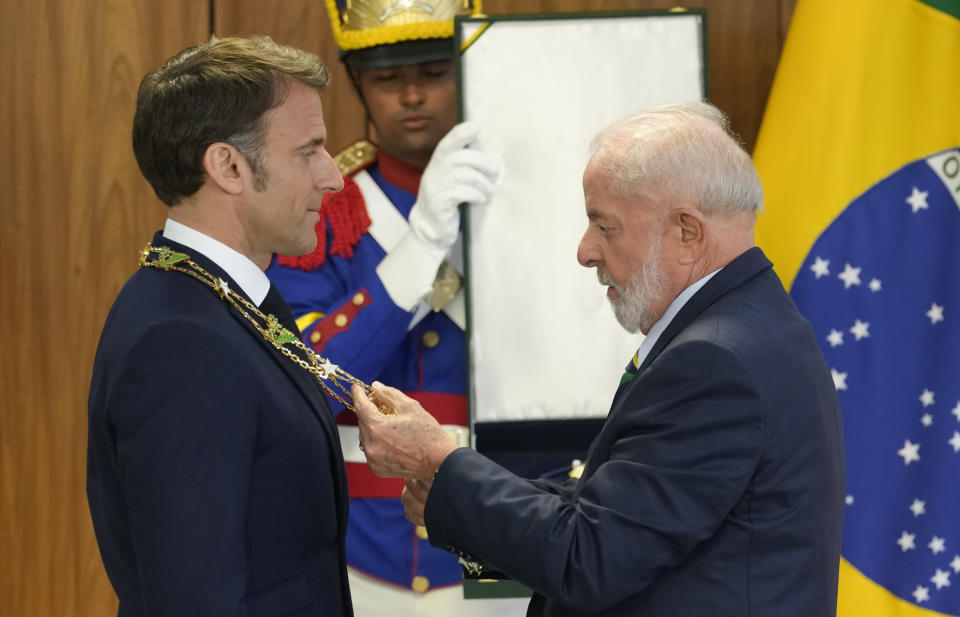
[151,234,349,519]
[641,247,771,371]
[155,235,332,418]
[254,284,350,527]
[584,248,776,485]
[610,247,773,406]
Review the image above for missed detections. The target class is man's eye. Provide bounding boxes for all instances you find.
[374,72,397,82]
[421,61,452,77]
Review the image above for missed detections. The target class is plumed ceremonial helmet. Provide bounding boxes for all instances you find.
[325,0,482,69]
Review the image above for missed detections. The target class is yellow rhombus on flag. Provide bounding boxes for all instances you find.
[754,0,960,616]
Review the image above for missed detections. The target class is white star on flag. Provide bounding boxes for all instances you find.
[832,369,848,391]
[931,568,951,590]
[784,148,960,613]
[810,257,830,278]
[838,263,862,289]
[906,186,930,213]
[898,440,920,465]
[850,319,870,341]
[910,499,926,517]
[898,531,917,552]
[927,303,945,324]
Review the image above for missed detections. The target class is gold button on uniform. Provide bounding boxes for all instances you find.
[352,292,365,306]
[334,314,348,327]
[421,330,439,348]
[411,575,430,593]
[415,525,429,540]
[309,331,322,344]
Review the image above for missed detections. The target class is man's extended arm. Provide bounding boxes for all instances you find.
[354,340,764,612]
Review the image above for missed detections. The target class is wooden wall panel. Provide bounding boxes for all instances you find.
[216,0,797,155]
[0,2,209,616]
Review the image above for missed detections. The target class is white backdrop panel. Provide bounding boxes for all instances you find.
[460,13,705,422]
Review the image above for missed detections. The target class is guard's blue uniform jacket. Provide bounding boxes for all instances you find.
[266,143,465,592]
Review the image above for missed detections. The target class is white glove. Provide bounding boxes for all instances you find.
[407,122,499,258]
[376,122,498,312]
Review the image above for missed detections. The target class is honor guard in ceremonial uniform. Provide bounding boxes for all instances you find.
[266,2,524,615]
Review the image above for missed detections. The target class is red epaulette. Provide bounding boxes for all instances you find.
[275,140,377,272]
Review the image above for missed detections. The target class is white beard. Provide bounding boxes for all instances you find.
[598,234,665,334]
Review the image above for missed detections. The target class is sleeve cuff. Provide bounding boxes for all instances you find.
[375,231,446,311]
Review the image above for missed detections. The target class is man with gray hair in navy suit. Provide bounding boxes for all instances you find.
[353,101,846,617]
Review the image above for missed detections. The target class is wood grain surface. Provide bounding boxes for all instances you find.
[0,2,208,615]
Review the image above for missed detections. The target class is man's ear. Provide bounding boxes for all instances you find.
[202,142,246,196]
[670,207,707,264]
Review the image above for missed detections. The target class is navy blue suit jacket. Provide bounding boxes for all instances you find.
[425,247,845,616]
[87,233,352,617]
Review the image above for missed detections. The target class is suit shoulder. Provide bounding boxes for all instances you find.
[333,139,378,177]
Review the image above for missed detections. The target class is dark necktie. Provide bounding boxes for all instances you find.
[260,284,332,402]
[260,283,302,338]
[259,283,326,381]
[620,349,641,385]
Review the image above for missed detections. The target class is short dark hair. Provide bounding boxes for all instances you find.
[133,35,330,206]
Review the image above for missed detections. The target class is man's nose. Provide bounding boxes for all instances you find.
[317,151,344,193]
[577,232,598,268]
[400,81,425,107]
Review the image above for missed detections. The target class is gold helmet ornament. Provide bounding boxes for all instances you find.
[326,0,483,68]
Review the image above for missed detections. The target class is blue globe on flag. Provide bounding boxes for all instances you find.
[791,148,960,612]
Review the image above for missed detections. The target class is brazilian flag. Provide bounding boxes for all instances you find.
[754,0,960,615]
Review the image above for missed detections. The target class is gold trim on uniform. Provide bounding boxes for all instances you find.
[429,260,461,311]
[411,575,430,593]
[295,311,326,332]
[326,0,482,51]
[333,140,378,176]
[421,330,440,348]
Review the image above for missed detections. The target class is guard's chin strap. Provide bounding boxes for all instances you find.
[344,64,377,142]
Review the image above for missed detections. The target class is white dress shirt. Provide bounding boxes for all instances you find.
[162,218,271,306]
[632,268,721,369]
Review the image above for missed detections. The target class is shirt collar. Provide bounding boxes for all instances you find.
[162,218,271,306]
[633,268,721,369]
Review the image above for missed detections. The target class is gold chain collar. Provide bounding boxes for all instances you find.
[138,243,393,414]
